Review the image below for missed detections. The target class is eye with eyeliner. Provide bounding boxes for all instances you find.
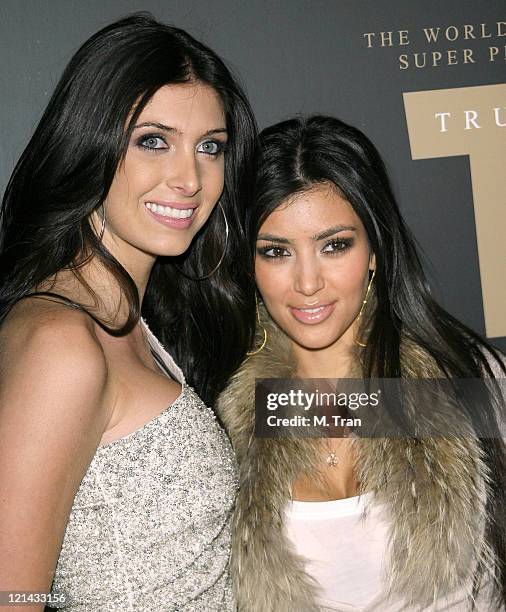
[321,237,354,254]
[134,133,227,157]
[257,237,354,260]
[197,139,228,157]
[256,243,290,259]
[135,133,168,152]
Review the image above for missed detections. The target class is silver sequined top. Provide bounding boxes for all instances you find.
[49,320,239,611]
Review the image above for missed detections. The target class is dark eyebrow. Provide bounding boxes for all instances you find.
[312,225,356,240]
[133,122,228,138]
[134,122,178,133]
[257,226,356,244]
[203,128,228,137]
[256,233,291,245]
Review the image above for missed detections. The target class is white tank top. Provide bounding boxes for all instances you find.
[283,492,496,611]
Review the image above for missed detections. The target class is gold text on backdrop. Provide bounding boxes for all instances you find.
[403,83,506,338]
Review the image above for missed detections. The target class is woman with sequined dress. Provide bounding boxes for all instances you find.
[0,13,257,611]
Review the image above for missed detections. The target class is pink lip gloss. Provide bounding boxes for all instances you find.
[290,303,335,324]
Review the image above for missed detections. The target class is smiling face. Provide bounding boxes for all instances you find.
[255,182,375,363]
[101,81,227,267]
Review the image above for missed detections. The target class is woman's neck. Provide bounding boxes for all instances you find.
[292,330,359,379]
[99,227,156,303]
[37,247,155,325]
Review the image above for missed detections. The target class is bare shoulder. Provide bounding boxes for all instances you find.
[0,299,109,429]
[0,298,106,380]
[0,299,109,591]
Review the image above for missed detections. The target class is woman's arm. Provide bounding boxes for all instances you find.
[0,310,109,609]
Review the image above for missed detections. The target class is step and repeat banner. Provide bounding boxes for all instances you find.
[1,1,504,349]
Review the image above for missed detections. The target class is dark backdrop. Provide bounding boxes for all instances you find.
[1,0,504,351]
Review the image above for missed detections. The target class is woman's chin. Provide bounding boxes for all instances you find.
[142,235,195,259]
[288,330,344,353]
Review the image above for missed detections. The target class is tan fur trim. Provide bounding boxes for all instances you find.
[216,312,491,610]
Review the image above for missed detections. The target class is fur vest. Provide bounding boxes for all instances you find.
[216,313,495,611]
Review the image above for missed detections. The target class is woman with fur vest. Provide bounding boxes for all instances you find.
[216,115,506,611]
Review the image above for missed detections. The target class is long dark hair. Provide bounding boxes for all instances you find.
[250,115,506,607]
[0,13,257,405]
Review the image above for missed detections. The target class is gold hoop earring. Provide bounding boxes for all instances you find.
[355,268,376,348]
[98,206,106,240]
[247,295,268,356]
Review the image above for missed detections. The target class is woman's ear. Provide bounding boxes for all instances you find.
[369,252,376,271]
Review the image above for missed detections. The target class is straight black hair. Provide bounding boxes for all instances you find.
[0,13,258,405]
[250,115,506,608]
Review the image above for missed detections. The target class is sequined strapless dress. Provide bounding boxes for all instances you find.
[49,320,238,611]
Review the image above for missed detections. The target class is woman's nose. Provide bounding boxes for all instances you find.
[293,256,324,296]
[166,150,202,197]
